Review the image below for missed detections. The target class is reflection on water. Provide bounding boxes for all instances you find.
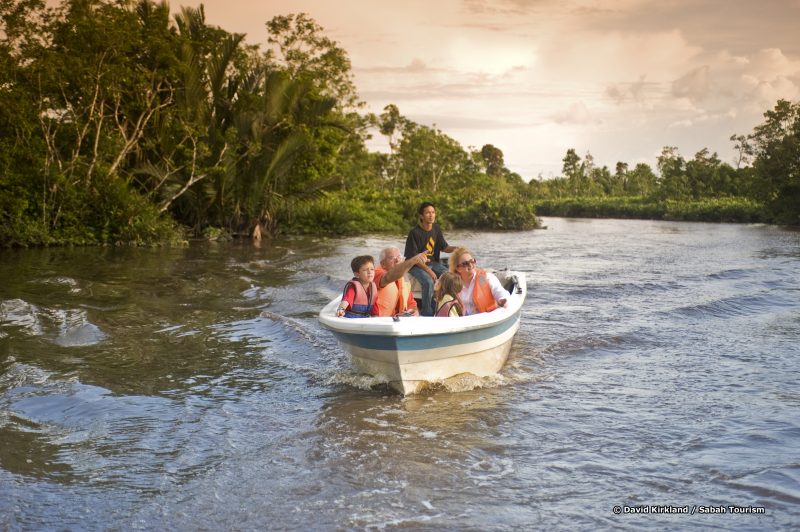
[2,220,800,529]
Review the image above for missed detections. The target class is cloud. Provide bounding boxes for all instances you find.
[538,29,703,83]
[672,65,712,103]
[551,101,595,124]
[461,0,552,15]
[606,75,655,105]
[404,114,528,129]
[407,58,428,72]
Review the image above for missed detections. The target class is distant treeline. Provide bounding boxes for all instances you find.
[1,1,798,247]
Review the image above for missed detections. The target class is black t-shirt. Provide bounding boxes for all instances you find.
[404,223,448,262]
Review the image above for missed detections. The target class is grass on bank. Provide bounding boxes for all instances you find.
[533,196,767,224]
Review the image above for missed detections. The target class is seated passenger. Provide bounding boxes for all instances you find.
[336,255,379,318]
[434,272,464,317]
[374,247,427,317]
[404,202,458,316]
[449,247,510,315]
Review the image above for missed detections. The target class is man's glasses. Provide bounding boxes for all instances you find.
[457,259,476,269]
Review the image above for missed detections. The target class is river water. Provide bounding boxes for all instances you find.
[1,217,798,530]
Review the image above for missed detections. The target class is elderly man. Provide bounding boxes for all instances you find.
[374,246,427,317]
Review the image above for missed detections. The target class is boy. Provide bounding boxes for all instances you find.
[336,255,380,318]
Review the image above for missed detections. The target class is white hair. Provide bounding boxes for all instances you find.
[379,246,401,264]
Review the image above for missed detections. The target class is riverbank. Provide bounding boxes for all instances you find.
[5,190,793,249]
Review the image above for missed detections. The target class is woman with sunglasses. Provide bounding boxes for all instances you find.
[449,247,510,315]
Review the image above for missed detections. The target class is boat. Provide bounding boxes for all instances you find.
[318,270,526,394]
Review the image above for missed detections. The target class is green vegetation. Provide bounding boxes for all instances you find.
[282,189,539,236]
[535,197,765,223]
[1,1,798,247]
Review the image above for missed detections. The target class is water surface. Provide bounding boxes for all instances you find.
[1,218,799,529]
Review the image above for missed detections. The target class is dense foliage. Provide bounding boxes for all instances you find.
[1,1,798,247]
[534,197,765,223]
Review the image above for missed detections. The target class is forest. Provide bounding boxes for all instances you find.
[1,0,798,247]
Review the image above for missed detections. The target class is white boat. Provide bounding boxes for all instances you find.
[318,270,526,394]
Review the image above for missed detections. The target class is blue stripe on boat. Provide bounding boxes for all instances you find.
[332,311,520,351]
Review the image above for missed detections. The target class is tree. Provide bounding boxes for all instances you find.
[591,165,614,195]
[397,123,470,193]
[747,99,800,223]
[627,163,658,197]
[480,144,505,176]
[264,13,365,196]
[562,148,582,195]
[0,0,180,244]
[729,134,753,169]
[265,13,360,111]
[685,148,721,199]
[656,146,688,199]
[0,0,54,244]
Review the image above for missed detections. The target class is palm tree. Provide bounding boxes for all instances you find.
[139,5,346,237]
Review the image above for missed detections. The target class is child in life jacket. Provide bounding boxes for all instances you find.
[434,272,464,317]
[336,255,380,318]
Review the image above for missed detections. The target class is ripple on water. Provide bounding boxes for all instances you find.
[0,299,106,346]
[0,299,43,335]
[727,466,800,504]
[667,292,796,320]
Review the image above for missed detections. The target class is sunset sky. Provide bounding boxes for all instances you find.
[174,0,800,179]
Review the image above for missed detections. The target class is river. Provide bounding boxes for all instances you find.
[1,217,799,530]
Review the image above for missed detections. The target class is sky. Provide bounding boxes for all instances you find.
[173,0,800,179]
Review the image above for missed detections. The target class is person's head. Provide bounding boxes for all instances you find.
[350,255,375,284]
[417,202,436,226]
[449,247,477,278]
[379,246,403,269]
[434,271,463,301]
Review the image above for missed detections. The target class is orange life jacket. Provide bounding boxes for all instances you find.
[375,268,412,316]
[472,269,498,313]
[343,279,377,318]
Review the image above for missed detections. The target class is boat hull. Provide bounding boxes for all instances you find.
[332,310,520,394]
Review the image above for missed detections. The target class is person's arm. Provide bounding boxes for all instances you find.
[488,273,511,308]
[336,285,356,316]
[374,268,387,290]
[435,225,454,254]
[380,251,428,287]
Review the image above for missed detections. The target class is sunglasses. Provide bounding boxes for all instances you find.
[457,258,476,269]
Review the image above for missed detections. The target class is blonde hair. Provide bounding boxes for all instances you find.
[449,246,473,273]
